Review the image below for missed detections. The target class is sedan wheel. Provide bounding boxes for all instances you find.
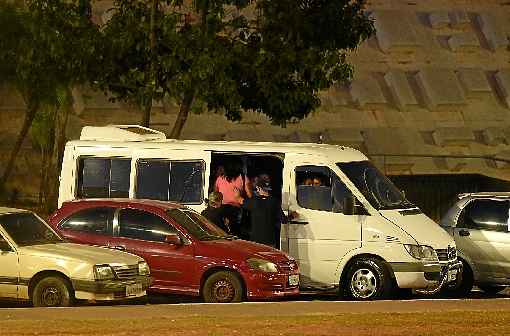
[32,276,73,307]
[203,271,243,303]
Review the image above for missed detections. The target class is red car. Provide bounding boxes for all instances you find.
[48,199,299,303]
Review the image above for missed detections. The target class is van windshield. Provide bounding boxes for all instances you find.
[166,209,231,241]
[0,212,63,246]
[337,161,415,210]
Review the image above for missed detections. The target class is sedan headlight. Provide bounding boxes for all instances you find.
[94,264,115,280]
[247,258,278,273]
[138,261,150,276]
[404,244,438,262]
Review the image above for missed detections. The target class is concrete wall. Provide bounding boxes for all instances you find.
[1,0,510,203]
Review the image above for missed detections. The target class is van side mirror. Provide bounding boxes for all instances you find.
[343,195,356,215]
[0,239,12,252]
[343,195,369,216]
[165,233,183,245]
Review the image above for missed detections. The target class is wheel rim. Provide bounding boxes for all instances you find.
[350,268,378,299]
[211,279,235,303]
[41,286,62,306]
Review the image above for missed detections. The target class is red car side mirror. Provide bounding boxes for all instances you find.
[165,233,183,245]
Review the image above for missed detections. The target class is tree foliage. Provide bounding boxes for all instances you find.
[96,0,374,138]
[0,0,99,209]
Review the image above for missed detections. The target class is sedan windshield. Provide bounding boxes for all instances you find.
[0,212,63,246]
[166,209,230,241]
[337,161,415,210]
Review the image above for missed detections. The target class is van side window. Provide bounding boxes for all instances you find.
[136,160,204,204]
[77,157,131,198]
[460,199,509,232]
[118,208,176,242]
[60,207,114,235]
[295,166,354,214]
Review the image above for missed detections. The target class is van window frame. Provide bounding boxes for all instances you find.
[75,155,132,199]
[134,158,206,205]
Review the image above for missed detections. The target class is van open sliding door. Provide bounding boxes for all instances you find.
[132,149,211,213]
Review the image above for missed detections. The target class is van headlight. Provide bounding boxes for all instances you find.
[404,244,438,262]
[247,258,278,273]
[94,264,115,280]
[138,261,150,276]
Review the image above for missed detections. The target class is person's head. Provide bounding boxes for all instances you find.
[303,178,313,186]
[224,161,242,182]
[312,177,322,186]
[215,165,225,177]
[207,191,223,208]
[256,180,272,196]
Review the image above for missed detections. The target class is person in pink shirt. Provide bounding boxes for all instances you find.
[214,162,252,236]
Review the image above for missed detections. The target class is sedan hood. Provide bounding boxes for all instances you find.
[198,239,292,263]
[380,210,455,249]
[19,243,143,266]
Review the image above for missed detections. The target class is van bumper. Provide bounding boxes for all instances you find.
[72,276,152,301]
[390,261,462,289]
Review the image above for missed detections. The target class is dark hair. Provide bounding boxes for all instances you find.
[224,161,242,182]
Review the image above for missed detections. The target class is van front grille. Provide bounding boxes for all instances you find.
[112,265,138,279]
[435,246,457,262]
[277,260,298,273]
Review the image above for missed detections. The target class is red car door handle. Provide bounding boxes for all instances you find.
[112,245,126,251]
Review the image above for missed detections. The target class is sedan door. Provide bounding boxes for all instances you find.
[111,208,197,294]
[0,233,18,298]
[455,198,510,284]
[57,207,115,247]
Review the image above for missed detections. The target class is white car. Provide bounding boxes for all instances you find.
[441,193,510,296]
[0,207,151,307]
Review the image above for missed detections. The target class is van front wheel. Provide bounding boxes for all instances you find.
[344,258,391,300]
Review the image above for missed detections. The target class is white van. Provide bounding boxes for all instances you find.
[58,125,461,299]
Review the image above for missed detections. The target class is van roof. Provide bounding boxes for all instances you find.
[72,125,368,162]
[63,198,185,210]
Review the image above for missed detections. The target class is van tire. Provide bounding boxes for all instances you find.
[32,276,73,307]
[202,271,244,303]
[343,258,392,300]
[441,260,473,298]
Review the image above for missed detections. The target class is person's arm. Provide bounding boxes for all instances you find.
[244,177,253,198]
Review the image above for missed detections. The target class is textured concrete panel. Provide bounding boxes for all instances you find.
[449,11,471,29]
[350,73,387,108]
[495,69,510,107]
[482,127,508,146]
[429,12,450,29]
[373,10,420,53]
[225,129,271,142]
[322,128,364,147]
[288,131,320,144]
[414,69,466,110]
[477,13,509,51]
[457,68,492,97]
[384,70,418,111]
[432,127,476,146]
[448,32,480,52]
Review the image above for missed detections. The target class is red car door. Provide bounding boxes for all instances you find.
[57,207,114,247]
[110,208,198,295]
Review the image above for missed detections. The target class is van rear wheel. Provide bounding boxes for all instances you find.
[202,271,244,303]
[343,258,391,300]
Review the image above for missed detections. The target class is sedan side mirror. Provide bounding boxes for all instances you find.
[165,233,183,245]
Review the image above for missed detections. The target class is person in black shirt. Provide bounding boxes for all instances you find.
[237,180,284,248]
[201,191,230,233]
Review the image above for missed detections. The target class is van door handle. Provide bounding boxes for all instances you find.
[289,220,309,225]
[458,229,470,237]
